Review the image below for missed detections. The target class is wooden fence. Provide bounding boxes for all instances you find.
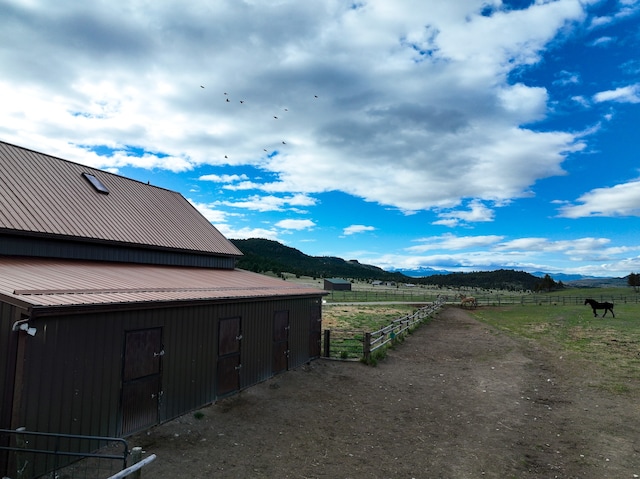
[322,299,444,361]
[325,289,640,306]
[462,294,639,307]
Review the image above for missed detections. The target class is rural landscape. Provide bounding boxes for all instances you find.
[130,252,640,478]
[3,2,640,478]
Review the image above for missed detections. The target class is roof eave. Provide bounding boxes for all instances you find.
[24,292,326,319]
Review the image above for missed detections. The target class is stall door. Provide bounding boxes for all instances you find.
[217,317,241,397]
[273,311,289,374]
[309,304,322,358]
[121,328,163,436]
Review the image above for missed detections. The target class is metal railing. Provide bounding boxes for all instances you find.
[0,428,133,479]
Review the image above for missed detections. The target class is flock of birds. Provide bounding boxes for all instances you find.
[199,85,319,160]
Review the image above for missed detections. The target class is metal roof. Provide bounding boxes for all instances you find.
[0,257,324,311]
[0,141,242,257]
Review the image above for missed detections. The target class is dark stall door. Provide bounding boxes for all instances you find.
[273,310,289,374]
[309,304,322,358]
[217,317,241,397]
[121,328,163,436]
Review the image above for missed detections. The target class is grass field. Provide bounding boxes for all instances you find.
[322,303,422,330]
[470,299,640,395]
[320,286,640,393]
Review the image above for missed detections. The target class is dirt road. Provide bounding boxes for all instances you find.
[133,306,640,478]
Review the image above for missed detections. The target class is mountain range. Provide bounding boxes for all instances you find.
[229,238,621,290]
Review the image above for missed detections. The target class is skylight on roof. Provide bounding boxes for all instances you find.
[82,172,109,194]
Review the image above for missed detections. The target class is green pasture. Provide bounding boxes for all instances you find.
[321,287,640,391]
[471,297,640,395]
[323,304,420,330]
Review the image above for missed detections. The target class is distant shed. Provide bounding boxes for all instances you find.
[323,278,352,291]
[0,141,326,477]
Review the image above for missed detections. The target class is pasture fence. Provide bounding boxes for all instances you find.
[324,289,640,307]
[322,299,444,361]
[469,294,637,307]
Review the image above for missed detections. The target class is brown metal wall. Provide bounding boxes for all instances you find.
[11,295,322,439]
[17,310,123,437]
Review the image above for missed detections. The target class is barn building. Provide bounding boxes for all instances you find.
[323,278,352,291]
[0,141,325,474]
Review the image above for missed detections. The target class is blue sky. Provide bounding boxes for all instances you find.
[1,0,639,277]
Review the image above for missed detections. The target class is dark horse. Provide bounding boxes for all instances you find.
[584,298,615,318]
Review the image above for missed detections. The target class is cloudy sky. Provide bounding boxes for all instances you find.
[1,0,639,278]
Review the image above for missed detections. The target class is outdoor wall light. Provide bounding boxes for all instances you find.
[19,322,37,336]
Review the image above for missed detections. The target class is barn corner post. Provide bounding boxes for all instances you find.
[323,330,331,357]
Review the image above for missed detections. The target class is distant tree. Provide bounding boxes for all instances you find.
[536,274,557,292]
[628,272,640,293]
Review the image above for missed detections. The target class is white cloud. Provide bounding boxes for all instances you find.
[553,70,580,86]
[218,194,317,212]
[199,174,249,183]
[0,0,589,214]
[343,225,376,236]
[189,200,228,224]
[275,219,315,230]
[362,235,640,276]
[407,234,504,253]
[558,179,640,217]
[593,84,640,104]
[433,200,496,227]
[222,226,280,241]
[589,35,615,46]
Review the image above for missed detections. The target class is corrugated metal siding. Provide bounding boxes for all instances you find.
[12,295,323,438]
[0,301,22,430]
[0,141,242,257]
[20,311,125,437]
[0,235,237,268]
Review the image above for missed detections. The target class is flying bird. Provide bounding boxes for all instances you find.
[282,141,286,144]
[240,100,244,103]
[273,116,278,119]
[226,98,230,102]
[200,85,205,88]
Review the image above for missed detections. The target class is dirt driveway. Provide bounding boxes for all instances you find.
[133,306,640,478]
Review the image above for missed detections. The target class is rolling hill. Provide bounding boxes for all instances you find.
[230,238,546,291]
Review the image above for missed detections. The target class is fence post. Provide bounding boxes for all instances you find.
[130,447,142,479]
[323,330,331,358]
[363,332,371,361]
